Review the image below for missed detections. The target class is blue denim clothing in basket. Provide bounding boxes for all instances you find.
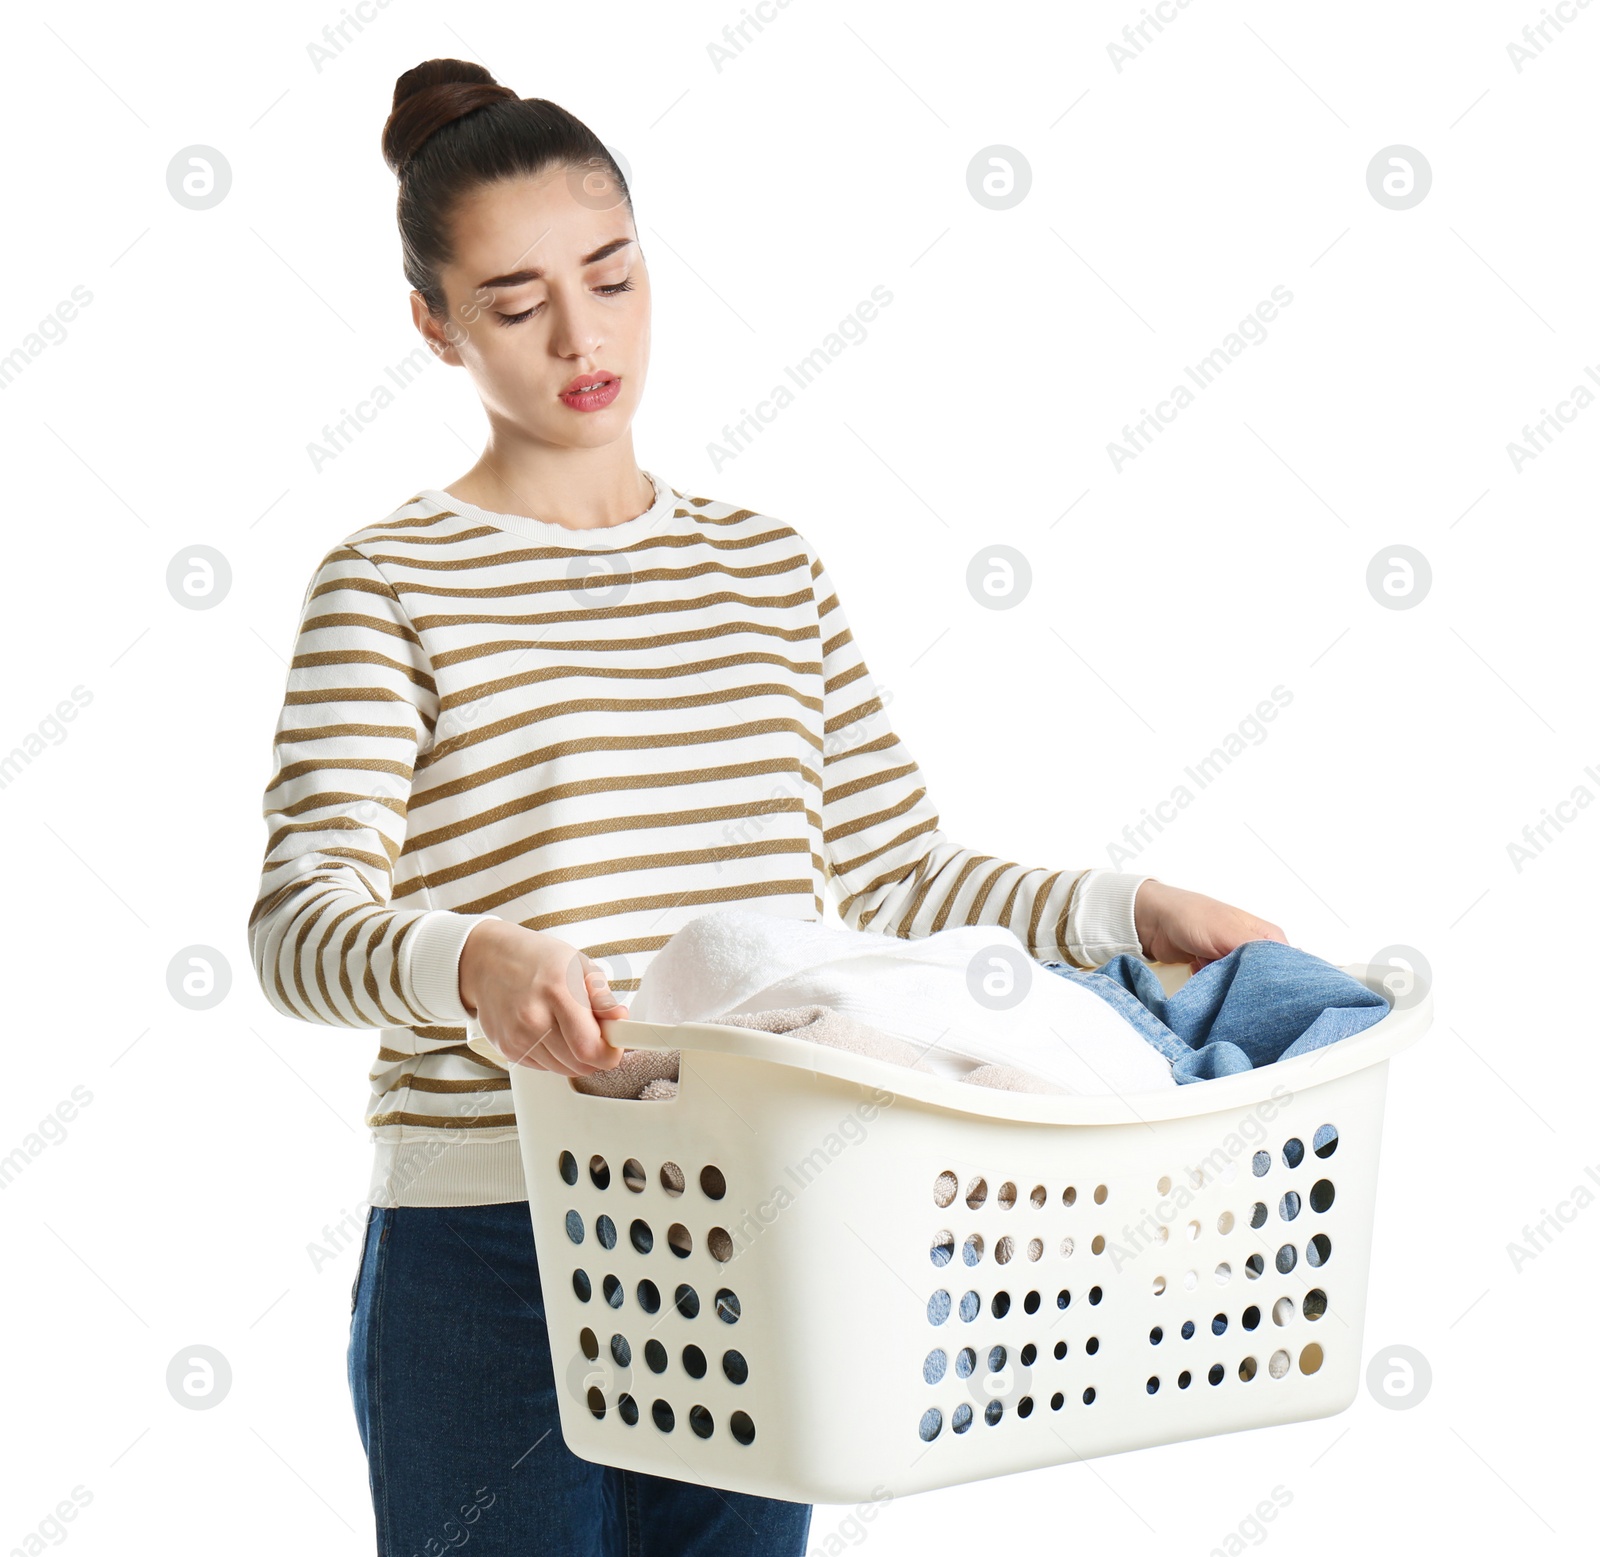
[1039,939,1390,1084]
[348,1202,813,1556]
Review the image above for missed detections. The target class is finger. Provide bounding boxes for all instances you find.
[518,1014,586,1076]
[551,994,619,1072]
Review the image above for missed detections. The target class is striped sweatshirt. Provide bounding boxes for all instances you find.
[246,470,1149,1208]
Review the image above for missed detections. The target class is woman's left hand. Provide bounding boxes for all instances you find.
[1133,878,1286,972]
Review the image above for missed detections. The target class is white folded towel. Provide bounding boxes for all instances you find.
[625,906,1176,1098]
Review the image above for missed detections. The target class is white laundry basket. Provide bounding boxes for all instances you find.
[464,960,1430,1505]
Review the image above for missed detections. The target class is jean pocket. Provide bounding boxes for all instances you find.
[350,1206,376,1315]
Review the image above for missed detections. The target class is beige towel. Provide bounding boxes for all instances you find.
[571,1003,1064,1100]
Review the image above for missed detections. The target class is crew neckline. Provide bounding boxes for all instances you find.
[416,469,682,549]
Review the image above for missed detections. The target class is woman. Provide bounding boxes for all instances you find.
[247,57,1285,1556]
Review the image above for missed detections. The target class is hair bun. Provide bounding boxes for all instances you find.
[382,58,519,176]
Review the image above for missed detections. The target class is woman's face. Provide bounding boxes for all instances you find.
[416,161,650,449]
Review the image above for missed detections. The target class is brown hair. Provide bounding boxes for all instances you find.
[380,58,631,319]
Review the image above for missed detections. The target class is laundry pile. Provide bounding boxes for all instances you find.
[571,908,1391,1103]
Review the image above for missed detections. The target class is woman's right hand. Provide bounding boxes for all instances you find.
[457,919,629,1076]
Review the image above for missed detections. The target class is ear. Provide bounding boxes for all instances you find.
[411,289,462,367]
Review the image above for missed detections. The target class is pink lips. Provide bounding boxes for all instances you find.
[560,371,621,412]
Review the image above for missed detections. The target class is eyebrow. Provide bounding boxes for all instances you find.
[477,237,635,290]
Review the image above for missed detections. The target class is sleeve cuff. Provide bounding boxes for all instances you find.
[406,910,500,1024]
[1068,871,1150,967]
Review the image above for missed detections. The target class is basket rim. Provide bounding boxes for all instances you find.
[472,962,1431,1127]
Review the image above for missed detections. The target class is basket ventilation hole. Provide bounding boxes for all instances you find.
[682,1344,706,1379]
[578,1327,599,1360]
[630,1220,653,1255]
[1093,1184,1108,1205]
[637,1279,660,1313]
[955,1347,976,1378]
[1156,1175,1172,1195]
[962,1234,984,1266]
[931,1230,954,1268]
[1245,1254,1265,1279]
[589,1155,610,1190]
[1242,1305,1261,1330]
[1280,1191,1301,1222]
[618,1393,638,1426]
[623,1158,646,1193]
[1152,1275,1167,1296]
[1024,1290,1042,1314]
[708,1227,734,1263]
[651,1400,674,1433]
[998,1181,1018,1210]
[952,1403,974,1434]
[1215,1262,1232,1285]
[1252,1151,1271,1177]
[1273,1297,1295,1326]
[1030,1184,1047,1209]
[1062,1185,1077,1207]
[602,1274,622,1309]
[689,1405,715,1439]
[1239,1356,1258,1382]
[596,1215,617,1250]
[611,1334,631,1368]
[564,1210,585,1245]
[924,1349,948,1384]
[1217,1210,1235,1235]
[730,1411,756,1446]
[927,1289,951,1325]
[1303,1289,1328,1321]
[1027,1238,1043,1262]
[674,1285,699,1319]
[1282,1138,1305,1170]
[644,1339,667,1373]
[1310,1179,1336,1213]
[723,1350,749,1385]
[1060,1236,1076,1258]
[1313,1123,1339,1158]
[558,1150,578,1186]
[587,1387,606,1420]
[965,1176,988,1210]
[668,1223,692,1257]
[995,1236,1016,1265]
[960,1290,981,1322]
[990,1291,1011,1319]
[1300,1343,1325,1374]
[1269,1349,1291,1379]
[660,1162,685,1197]
[573,1270,592,1302]
[715,1288,741,1324]
[1250,1202,1268,1229]
[919,1407,942,1442]
[934,1171,958,1208]
[1090,1235,1105,1256]
[1186,1220,1201,1242]
[1307,1233,1332,1268]
[700,1165,727,1200]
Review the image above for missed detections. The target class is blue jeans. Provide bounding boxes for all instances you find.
[347,1202,813,1555]
[1040,939,1390,1083]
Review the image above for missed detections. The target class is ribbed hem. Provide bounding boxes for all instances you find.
[368,1134,528,1208]
[1070,870,1150,966]
[407,911,500,1024]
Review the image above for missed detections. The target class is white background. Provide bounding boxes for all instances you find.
[1,0,1593,1551]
